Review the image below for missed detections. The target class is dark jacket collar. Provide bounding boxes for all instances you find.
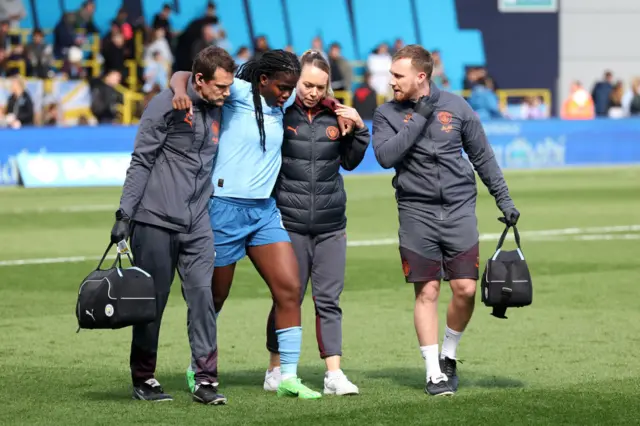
[187,81,205,106]
[398,81,441,108]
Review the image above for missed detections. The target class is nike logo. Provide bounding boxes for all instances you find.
[286,125,298,136]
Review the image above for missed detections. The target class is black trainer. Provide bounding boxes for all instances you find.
[132,379,173,401]
[193,382,228,405]
[440,357,459,392]
[425,375,455,396]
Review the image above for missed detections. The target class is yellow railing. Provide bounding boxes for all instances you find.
[113,84,145,125]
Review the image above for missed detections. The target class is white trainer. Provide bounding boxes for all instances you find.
[323,372,359,396]
[263,367,281,392]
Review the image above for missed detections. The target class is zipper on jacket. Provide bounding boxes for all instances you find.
[309,110,316,234]
[433,145,444,220]
[188,108,206,233]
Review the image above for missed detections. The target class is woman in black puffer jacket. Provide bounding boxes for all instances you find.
[263,50,370,396]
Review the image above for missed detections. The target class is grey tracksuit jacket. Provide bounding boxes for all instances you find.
[268,99,370,358]
[372,82,514,221]
[119,84,221,386]
[119,85,219,233]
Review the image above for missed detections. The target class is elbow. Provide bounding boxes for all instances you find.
[376,155,395,169]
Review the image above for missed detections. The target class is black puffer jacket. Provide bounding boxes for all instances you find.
[276,98,370,235]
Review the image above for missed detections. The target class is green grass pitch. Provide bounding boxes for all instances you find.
[1,166,640,425]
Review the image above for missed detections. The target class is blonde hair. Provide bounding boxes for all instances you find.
[299,49,333,97]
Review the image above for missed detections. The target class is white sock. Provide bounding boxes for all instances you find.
[440,326,463,360]
[269,366,281,376]
[326,369,344,380]
[420,344,445,382]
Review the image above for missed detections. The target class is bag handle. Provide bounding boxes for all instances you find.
[96,241,134,271]
[495,218,522,252]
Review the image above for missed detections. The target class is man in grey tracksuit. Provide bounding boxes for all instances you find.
[372,45,520,396]
[110,46,235,405]
[265,95,370,395]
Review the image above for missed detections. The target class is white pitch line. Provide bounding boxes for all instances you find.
[2,204,116,214]
[0,224,638,268]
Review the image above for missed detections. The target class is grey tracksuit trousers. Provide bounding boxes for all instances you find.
[266,229,347,358]
[129,213,218,386]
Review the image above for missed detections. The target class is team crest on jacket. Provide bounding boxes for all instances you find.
[326,126,340,140]
[437,111,453,133]
[211,120,220,144]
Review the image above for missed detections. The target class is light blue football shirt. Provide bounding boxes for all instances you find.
[212,78,296,199]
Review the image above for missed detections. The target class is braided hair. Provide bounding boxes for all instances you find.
[236,49,301,152]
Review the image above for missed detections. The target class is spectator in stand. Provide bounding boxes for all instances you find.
[173,2,219,71]
[607,80,624,118]
[3,75,34,128]
[431,49,445,87]
[215,29,231,52]
[311,36,328,61]
[152,4,172,44]
[0,19,18,50]
[144,26,172,65]
[390,38,404,55]
[235,46,250,67]
[90,70,122,124]
[61,45,87,80]
[366,42,392,99]
[142,50,167,93]
[468,76,503,121]
[25,28,53,78]
[53,12,81,59]
[101,26,126,75]
[622,77,640,116]
[43,103,59,126]
[252,35,269,61]
[352,70,377,121]
[591,70,614,117]
[114,8,133,41]
[560,81,595,120]
[0,46,8,76]
[441,76,451,91]
[328,43,351,93]
[75,0,98,34]
[520,96,547,119]
[191,24,215,61]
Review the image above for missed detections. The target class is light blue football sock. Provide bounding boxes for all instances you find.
[276,326,302,378]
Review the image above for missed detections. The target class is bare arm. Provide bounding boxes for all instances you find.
[169,71,192,110]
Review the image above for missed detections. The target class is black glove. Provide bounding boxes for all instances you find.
[499,207,520,227]
[110,208,131,244]
[413,95,437,119]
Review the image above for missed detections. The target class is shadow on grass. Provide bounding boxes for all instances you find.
[83,365,523,403]
[362,367,525,390]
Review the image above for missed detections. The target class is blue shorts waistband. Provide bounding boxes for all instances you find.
[212,196,274,208]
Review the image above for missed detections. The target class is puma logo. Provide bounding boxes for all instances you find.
[286,125,298,136]
[85,309,95,321]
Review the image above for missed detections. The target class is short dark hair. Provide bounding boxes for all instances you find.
[392,44,434,80]
[191,46,237,82]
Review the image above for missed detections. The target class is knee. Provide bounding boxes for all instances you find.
[275,280,300,310]
[415,281,440,304]
[452,279,477,300]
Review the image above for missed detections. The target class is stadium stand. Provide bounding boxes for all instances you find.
[1,0,553,126]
